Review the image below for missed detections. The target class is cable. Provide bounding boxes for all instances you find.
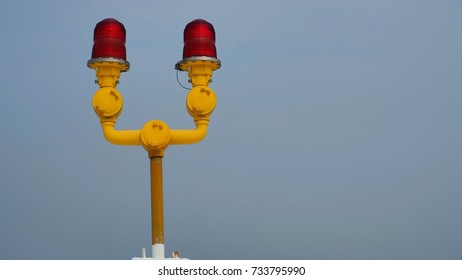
[176,69,192,90]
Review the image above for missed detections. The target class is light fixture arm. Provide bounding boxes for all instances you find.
[91,62,217,154]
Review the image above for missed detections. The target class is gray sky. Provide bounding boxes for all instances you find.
[0,0,461,260]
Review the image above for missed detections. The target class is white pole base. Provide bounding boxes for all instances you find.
[152,243,165,259]
[132,244,188,260]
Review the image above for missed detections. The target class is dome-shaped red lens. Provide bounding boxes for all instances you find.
[91,18,127,60]
[182,19,217,59]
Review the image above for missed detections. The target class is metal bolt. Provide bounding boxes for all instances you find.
[200,88,211,95]
[95,105,105,114]
[110,90,119,100]
[193,106,203,113]
[152,122,163,130]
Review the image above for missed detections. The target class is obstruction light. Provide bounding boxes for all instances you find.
[87,18,130,71]
[88,18,222,259]
[176,19,221,71]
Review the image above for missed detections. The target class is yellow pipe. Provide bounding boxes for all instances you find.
[100,121,142,145]
[169,120,208,145]
[100,119,209,148]
[150,156,164,246]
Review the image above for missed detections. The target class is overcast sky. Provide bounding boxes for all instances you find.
[0,0,461,260]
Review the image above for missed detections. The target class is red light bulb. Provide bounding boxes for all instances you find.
[88,18,129,70]
[183,19,217,59]
[176,19,221,71]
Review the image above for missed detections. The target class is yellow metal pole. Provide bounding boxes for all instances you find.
[150,156,164,258]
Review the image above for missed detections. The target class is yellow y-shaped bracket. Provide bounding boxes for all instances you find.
[90,60,217,157]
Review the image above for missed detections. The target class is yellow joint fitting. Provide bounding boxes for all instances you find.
[186,86,216,118]
[100,122,141,146]
[141,120,171,153]
[92,87,123,120]
[89,61,127,88]
[169,119,209,145]
[183,60,215,87]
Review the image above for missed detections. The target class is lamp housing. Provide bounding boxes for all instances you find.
[176,19,221,71]
[88,18,130,71]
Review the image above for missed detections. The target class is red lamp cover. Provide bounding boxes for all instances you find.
[182,19,217,59]
[91,18,127,60]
